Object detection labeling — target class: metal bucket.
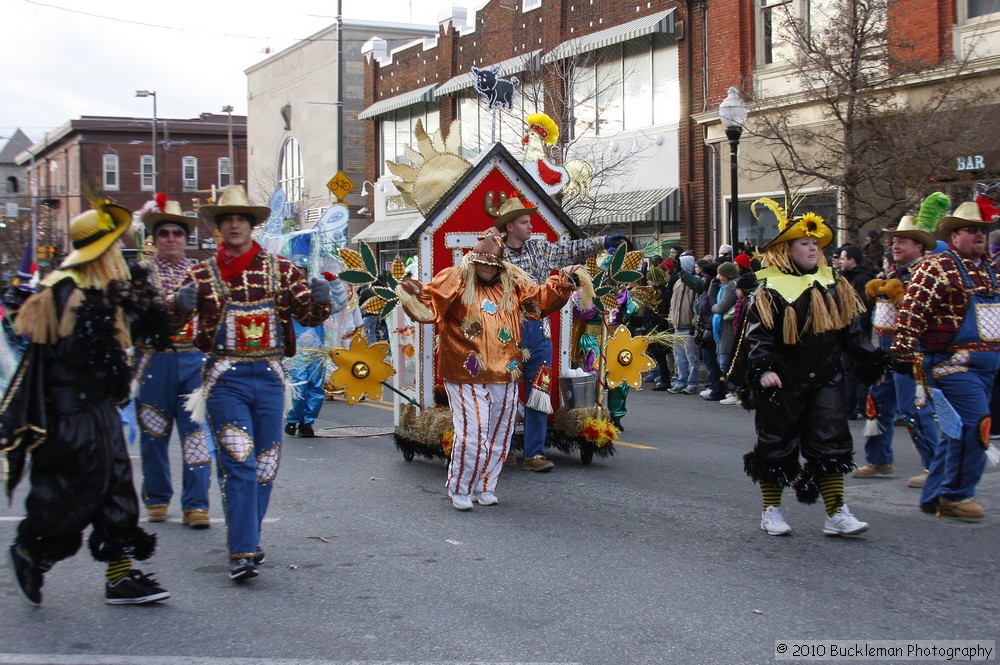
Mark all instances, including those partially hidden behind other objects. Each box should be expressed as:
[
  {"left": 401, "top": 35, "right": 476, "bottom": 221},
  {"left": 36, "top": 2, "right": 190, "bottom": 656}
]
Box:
[{"left": 559, "top": 375, "right": 595, "bottom": 409}]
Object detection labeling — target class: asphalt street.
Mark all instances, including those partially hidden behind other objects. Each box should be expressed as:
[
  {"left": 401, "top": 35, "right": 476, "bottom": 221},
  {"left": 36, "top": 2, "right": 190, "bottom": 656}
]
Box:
[{"left": 1, "top": 384, "right": 997, "bottom": 665}]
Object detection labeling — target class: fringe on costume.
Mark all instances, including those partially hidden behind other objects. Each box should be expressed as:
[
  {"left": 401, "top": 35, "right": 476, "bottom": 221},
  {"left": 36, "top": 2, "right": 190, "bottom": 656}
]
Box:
[
  {"left": 755, "top": 288, "right": 775, "bottom": 330},
  {"left": 782, "top": 305, "right": 799, "bottom": 345},
  {"left": 184, "top": 388, "right": 208, "bottom": 425},
  {"left": 526, "top": 386, "right": 553, "bottom": 414},
  {"left": 89, "top": 527, "right": 157, "bottom": 562},
  {"left": 743, "top": 450, "right": 801, "bottom": 488},
  {"left": 792, "top": 454, "right": 855, "bottom": 504},
  {"left": 395, "top": 285, "right": 434, "bottom": 322}
]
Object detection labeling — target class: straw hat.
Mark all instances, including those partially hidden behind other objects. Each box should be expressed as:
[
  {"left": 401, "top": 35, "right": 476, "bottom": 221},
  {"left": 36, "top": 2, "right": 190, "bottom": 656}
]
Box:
[
  {"left": 198, "top": 185, "right": 272, "bottom": 225},
  {"left": 882, "top": 215, "right": 935, "bottom": 251},
  {"left": 936, "top": 201, "right": 991, "bottom": 239},
  {"left": 492, "top": 197, "right": 537, "bottom": 231},
  {"left": 59, "top": 202, "right": 132, "bottom": 269},
  {"left": 760, "top": 211, "right": 834, "bottom": 251},
  {"left": 142, "top": 198, "right": 195, "bottom": 236}
]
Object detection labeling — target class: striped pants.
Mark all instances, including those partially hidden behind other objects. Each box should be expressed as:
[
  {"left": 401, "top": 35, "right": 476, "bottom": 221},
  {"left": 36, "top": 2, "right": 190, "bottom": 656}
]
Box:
[{"left": 444, "top": 382, "right": 518, "bottom": 496}]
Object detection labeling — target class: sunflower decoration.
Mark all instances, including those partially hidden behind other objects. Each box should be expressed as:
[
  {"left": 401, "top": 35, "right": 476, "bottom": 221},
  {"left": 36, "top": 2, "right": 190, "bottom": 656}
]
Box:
[
  {"left": 337, "top": 241, "right": 402, "bottom": 319},
  {"left": 605, "top": 324, "right": 655, "bottom": 389},
  {"left": 327, "top": 334, "right": 396, "bottom": 405}
]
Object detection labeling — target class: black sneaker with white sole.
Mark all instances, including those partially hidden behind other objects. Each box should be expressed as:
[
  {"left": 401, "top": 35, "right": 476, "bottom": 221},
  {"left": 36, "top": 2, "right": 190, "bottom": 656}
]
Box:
[
  {"left": 229, "top": 557, "right": 258, "bottom": 581},
  {"left": 253, "top": 546, "right": 265, "bottom": 565},
  {"left": 105, "top": 569, "right": 170, "bottom": 605}
]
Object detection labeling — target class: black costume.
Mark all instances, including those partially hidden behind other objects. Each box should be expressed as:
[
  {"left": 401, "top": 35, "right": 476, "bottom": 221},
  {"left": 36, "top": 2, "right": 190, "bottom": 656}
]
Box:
[
  {"left": 736, "top": 264, "right": 887, "bottom": 502},
  {"left": 3, "top": 278, "right": 156, "bottom": 569}
]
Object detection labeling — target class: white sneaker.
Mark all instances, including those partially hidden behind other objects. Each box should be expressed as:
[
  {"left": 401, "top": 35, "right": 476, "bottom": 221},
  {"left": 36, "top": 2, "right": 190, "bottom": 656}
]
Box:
[
  {"left": 823, "top": 504, "right": 868, "bottom": 536},
  {"left": 760, "top": 506, "right": 791, "bottom": 536},
  {"left": 451, "top": 493, "right": 473, "bottom": 511},
  {"left": 476, "top": 491, "right": 499, "bottom": 506},
  {"left": 699, "top": 388, "right": 713, "bottom": 397},
  {"left": 720, "top": 395, "right": 741, "bottom": 405}
]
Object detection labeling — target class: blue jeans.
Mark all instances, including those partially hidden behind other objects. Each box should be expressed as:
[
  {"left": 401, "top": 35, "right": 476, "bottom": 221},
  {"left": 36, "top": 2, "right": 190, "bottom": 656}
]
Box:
[
  {"left": 138, "top": 350, "right": 214, "bottom": 511},
  {"left": 864, "top": 337, "right": 939, "bottom": 468},
  {"left": 206, "top": 360, "right": 284, "bottom": 559},
  {"left": 521, "top": 319, "right": 551, "bottom": 458},
  {"left": 286, "top": 359, "right": 325, "bottom": 425},
  {"left": 672, "top": 332, "right": 700, "bottom": 390},
  {"left": 922, "top": 352, "right": 1000, "bottom": 504}
]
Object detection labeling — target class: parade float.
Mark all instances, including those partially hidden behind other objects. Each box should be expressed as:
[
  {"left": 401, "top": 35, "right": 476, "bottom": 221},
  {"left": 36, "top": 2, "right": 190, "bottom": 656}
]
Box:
[{"left": 318, "top": 114, "right": 658, "bottom": 464}]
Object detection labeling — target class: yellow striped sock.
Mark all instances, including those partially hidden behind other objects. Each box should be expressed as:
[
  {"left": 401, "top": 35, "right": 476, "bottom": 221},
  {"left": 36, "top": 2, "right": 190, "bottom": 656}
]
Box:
[
  {"left": 819, "top": 474, "right": 845, "bottom": 517},
  {"left": 105, "top": 558, "right": 132, "bottom": 585},
  {"left": 760, "top": 482, "right": 783, "bottom": 509}
]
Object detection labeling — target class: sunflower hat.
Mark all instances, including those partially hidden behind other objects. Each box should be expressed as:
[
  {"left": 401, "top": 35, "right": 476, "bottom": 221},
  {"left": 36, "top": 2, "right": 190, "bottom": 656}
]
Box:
[{"left": 756, "top": 196, "right": 833, "bottom": 252}]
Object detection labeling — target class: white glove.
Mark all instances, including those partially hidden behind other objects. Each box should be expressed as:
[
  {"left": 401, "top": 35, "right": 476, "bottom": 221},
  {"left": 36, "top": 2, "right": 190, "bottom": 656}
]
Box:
[
  {"left": 310, "top": 277, "right": 331, "bottom": 305},
  {"left": 175, "top": 282, "right": 197, "bottom": 314}
]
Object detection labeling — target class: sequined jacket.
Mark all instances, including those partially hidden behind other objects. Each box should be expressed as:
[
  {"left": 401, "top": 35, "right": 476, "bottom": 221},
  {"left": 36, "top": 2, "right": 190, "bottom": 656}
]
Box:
[
  {"left": 182, "top": 249, "right": 332, "bottom": 358},
  {"left": 402, "top": 268, "right": 573, "bottom": 384},
  {"left": 892, "top": 249, "right": 1000, "bottom": 361}
]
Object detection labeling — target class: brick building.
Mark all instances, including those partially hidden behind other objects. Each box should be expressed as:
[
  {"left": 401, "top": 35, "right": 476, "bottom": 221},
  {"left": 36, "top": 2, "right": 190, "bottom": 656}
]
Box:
[
  {"left": 245, "top": 19, "right": 438, "bottom": 242},
  {"left": 17, "top": 114, "right": 247, "bottom": 262},
  {"left": 358, "top": 0, "right": 1000, "bottom": 257}
]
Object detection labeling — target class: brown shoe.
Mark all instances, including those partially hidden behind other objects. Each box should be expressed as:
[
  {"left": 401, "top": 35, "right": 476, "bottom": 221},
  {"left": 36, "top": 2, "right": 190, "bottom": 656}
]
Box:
[
  {"left": 147, "top": 505, "right": 168, "bottom": 523},
  {"left": 522, "top": 455, "right": 555, "bottom": 472},
  {"left": 907, "top": 469, "right": 928, "bottom": 488},
  {"left": 182, "top": 509, "right": 211, "bottom": 529},
  {"left": 851, "top": 462, "right": 894, "bottom": 478},
  {"left": 937, "top": 498, "right": 985, "bottom": 520}
]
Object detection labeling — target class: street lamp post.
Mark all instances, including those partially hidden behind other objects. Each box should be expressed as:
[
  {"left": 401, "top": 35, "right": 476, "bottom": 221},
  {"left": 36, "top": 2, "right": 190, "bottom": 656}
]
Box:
[
  {"left": 135, "top": 90, "right": 158, "bottom": 192},
  {"left": 719, "top": 86, "right": 748, "bottom": 251},
  {"left": 221, "top": 105, "right": 234, "bottom": 186}
]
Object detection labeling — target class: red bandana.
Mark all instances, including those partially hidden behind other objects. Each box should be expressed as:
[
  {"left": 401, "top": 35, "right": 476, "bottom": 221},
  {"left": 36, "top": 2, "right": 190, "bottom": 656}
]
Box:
[{"left": 216, "top": 241, "right": 261, "bottom": 283}]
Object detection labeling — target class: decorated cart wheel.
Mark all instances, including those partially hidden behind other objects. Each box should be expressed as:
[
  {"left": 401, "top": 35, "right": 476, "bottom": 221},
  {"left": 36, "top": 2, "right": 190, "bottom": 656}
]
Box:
[
  {"left": 580, "top": 447, "right": 594, "bottom": 465},
  {"left": 403, "top": 450, "right": 415, "bottom": 462}
]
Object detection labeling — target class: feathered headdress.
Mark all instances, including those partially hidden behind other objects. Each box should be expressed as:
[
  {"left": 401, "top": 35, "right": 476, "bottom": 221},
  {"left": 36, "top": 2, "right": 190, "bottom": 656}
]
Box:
[
  {"left": 914, "top": 192, "right": 951, "bottom": 235},
  {"left": 976, "top": 194, "right": 1000, "bottom": 223}
]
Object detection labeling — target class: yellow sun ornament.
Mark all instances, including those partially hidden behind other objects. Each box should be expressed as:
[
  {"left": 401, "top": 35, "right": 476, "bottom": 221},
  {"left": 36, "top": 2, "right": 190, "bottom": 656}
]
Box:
[
  {"left": 328, "top": 335, "right": 396, "bottom": 405},
  {"left": 605, "top": 325, "right": 655, "bottom": 389}
]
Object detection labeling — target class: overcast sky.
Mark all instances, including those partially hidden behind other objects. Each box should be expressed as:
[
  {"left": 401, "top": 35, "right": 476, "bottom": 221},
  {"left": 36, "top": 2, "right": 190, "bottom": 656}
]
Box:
[{"left": 1, "top": 0, "right": 470, "bottom": 144}]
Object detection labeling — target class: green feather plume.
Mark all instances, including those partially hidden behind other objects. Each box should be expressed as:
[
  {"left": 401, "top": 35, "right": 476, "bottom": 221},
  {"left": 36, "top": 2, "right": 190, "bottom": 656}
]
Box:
[{"left": 915, "top": 192, "right": 951, "bottom": 233}]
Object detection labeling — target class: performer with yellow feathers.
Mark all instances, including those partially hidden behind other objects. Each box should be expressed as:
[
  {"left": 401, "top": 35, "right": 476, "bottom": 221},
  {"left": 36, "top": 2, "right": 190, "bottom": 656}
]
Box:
[
  {"left": 1, "top": 196, "right": 170, "bottom": 606},
  {"left": 733, "top": 196, "right": 890, "bottom": 538},
  {"left": 854, "top": 194, "right": 947, "bottom": 490}
]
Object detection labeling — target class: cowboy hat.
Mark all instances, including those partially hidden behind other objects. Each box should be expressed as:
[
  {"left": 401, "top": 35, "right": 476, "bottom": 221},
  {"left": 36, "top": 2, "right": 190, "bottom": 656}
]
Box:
[
  {"left": 492, "top": 197, "right": 537, "bottom": 232},
  {"left": 883, "top": 215, "right": 935, "bottom": 251},
  {"left": 142, "top": 198, "right": 196, "bottom": 236},
  {"left": 198, "top": 185, "right": 272, "bottom": 225},
  {"left": 59, "top": 202, "right": 132, "bottom": 269},
  {"left": 936, "top": 201, "right": 992, "bottom": 239}
]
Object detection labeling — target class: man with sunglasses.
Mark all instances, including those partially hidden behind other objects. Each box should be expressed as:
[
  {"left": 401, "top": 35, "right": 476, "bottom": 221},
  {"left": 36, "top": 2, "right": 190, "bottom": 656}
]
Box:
[
  {"left": 893, "top": 201, "right": 1000, "bottom": 520},
  {"left": 135, "top": 196, "right": 214, "bottom": 529}
]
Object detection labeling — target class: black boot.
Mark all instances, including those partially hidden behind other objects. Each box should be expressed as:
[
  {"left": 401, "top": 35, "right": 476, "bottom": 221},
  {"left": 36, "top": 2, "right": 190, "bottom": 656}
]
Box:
[
  {"left": 298, "top": 423, "right": 316, "bottom": 438},
  {"left": 283, "top": 422, "right": 297, "bottom": 436},
  {"left": 8, "top": 543, "right": 44, "bottom": 606}
]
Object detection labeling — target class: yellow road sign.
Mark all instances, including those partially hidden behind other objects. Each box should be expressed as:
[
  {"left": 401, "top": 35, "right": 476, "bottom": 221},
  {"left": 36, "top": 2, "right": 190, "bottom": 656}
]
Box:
[{"left": 326, "top": 170, "right": 354, "bottom": 200}]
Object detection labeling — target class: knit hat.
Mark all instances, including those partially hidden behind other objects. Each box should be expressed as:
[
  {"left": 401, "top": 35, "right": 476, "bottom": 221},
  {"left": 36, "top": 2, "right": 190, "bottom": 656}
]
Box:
[
  {"left": 659, "top": 257, "right": 676, "bottom": 272},
  {"left": 679, "top": 255, "right": 695, "bottom": 272},
  {"left": 735, "top": 273, "right": 756, "bottom": 291},
  {"left": 698, "top": 260, "right": 718, "bottom": 278},
  {"left": 718, "top": 243, "right": 733, "bottom": 257},
  {"left": 717, "top": 261, "right": 739, "bottom": 280},
  {"left": 733, "top": 253, "right": 752, "bottom": 270}
]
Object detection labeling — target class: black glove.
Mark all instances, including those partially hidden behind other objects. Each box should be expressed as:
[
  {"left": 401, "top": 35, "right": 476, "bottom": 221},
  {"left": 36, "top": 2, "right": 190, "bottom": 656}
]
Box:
[
  {"left": 892, "top": 360, "right": 913, "bottom": 377},
  {"left": 175, "top": 282, "right": 197, "bottom": 314},
  {"left": 310, "top": 277, "right": 331, "bottom": 305},
  {"left": 604, "top": 233, "right": 629, "bottom": 251}
]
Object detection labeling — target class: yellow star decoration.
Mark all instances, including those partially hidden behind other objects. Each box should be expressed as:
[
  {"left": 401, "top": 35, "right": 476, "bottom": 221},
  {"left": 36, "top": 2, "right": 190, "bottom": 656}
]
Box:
[
  {"left": 328, "top": 335, "right": 396, "bottom": 405},
  {"left": 605, "top": 325, "right": 654, "bottom": 389}
]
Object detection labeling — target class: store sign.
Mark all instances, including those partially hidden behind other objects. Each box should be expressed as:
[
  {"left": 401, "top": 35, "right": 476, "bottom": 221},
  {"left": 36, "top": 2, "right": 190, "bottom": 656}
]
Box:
[{"left": 957, "top": 155, "right": 986, "bottom": 171}]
